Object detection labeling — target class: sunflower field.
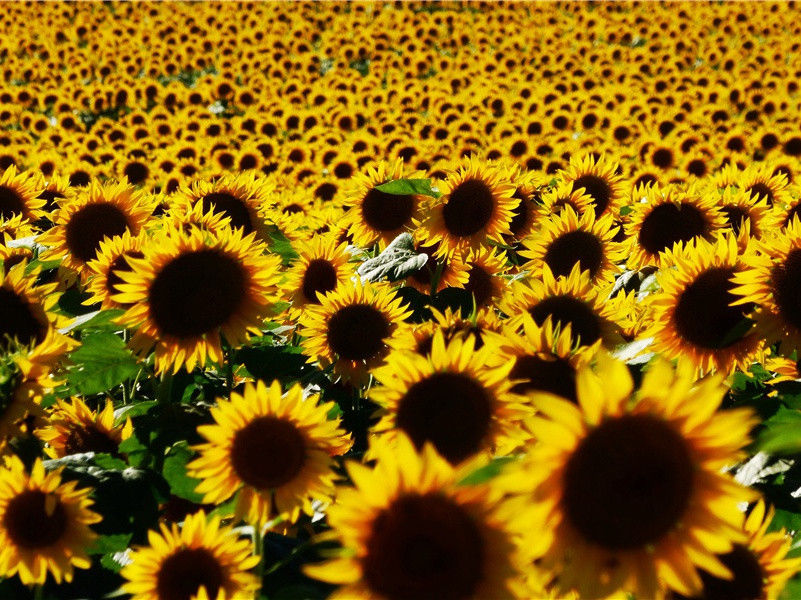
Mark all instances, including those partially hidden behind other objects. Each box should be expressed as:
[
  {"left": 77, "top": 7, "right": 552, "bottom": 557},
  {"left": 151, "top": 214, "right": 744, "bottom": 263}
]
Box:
[{"left": 5, "top": 1, "right": 801, "bottom": 599}]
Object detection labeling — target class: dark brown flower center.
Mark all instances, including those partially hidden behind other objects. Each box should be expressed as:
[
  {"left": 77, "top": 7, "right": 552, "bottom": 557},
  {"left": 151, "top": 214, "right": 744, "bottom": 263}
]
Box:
[
  {"left": 326, "top": 303, "right": 390, "bottom": 361},
  {"left": 510, "top": 354, "right": 577, "bottom": 402},
  {"left": 301, "top": 259, "right": 338, "bottom": 304},
  {"left": 669, "top": 543, "right": 764, "bottom": 600},
  {"left": 201, "top": 192, "right": 253, "bottom": 233},
  {"left": 124, "top": 161, "right": 149, "bottom": 186},
  {"left": 443, "top": 178, "right": 495, "bottom": 237},
  {"left": 673, "top": 267, "right": 755, "bottom": 350},
  {"left": 637, "top": 202, "right": 709, "bottom": 256},
  {"left": 230, "top": 416, "right": 307, "bottom": 490},
  {"left": 0, "top": 185, "right": 26, "bottom": 219},
  {"left": 64, "top": 424, "right": 120, "bottom": 455},
  {"left": 528, "top": 295, "right": 602, "bottom": 347},
  {"left": 3, "top": 490, "right": 68, "bottom": 549},
  {"left": 571, "top": 174, "right": 612, "bottom": 216},
  {"left": 508, "top": 190, "right": 532, "bottom": 237},
  {"left": 563, "top": 414, "right": 693, "bottom": 549},
  {"left": 721, "top": 205, "right": 748, "bottom": 236},
  {"left": 0, "top": 287, "right": 46, "bottom": 351},
  {"left": 361, "top": 188, "right": 414, "bottom": 233},
  {"left": 64, "top": 202, "right": 131, "bottom": 263},
  {"left": 464, "top": 265, "right": 494, "bottom": 308},
  {"left": 106, "top": 250, "right": 144, "bottom": 296},
  {"left": 363, "top": 493, "right": 485, "bottom": 600},
  {"left": 771, "top": 248, "right": 801, "bottom": 332},
  {"left": 746, "top": 182, "right": 773, "bottom": 206},
  {"left": 37, "top": 189, "right": 65, "bottom": 212},
  {"left": 396, "top": 372, "right": 492, "bottom": 464},
  {"left": 156, "top": 547, "right": 226, "bottom": 600},
  {"left": 148, "top": 249, "right": 247, "bottom": 339},
  {"left": 543, "top": 230, "right": 604, "bottom": 279}
]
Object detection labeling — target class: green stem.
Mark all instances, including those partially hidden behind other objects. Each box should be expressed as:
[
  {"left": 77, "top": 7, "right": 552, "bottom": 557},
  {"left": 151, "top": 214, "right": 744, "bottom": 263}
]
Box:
[
  {"left": 254, "top": 522, "right": 264, "bottom": 598},
  {"left": 157, "top": 370, "right": 173, "bottom": 405},
  {"left": 224, "top": 343, "right": 234, "bottom": 399},
  {"left": 33, "top": 584, "right": 44, "bottom": 600}
]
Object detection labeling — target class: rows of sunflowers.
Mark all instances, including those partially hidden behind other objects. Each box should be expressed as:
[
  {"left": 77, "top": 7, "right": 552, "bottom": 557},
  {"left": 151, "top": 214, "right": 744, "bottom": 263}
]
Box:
[{"left": 2, "top": 1, "right": 801, "bottom": 599}]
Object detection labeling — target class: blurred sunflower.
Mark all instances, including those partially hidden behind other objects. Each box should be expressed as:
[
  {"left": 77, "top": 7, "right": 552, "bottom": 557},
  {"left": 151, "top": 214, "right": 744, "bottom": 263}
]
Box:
[
  {"left": 0, "top": 457, "right": 100, "bottom": 585},
  {"left": 305, "top": 434, "right": 539, "bottom": 599},
  {"left": 115, "top": 227, "right": 281, "bottom": 374},
  {"left": 371, "top": 331, "right": 529, "bottom": 464},
  {"left": 300, "top": 281, "right": 411, "bottom": 384},
  {"left": 37, "top": 397, "right": 132, "bottom": 459},
  {"left": 121, "top": 511, "right": 259, "bottom": 600},
  {"left": 506, "top": 356, "right": 756, "bottom": 598}
]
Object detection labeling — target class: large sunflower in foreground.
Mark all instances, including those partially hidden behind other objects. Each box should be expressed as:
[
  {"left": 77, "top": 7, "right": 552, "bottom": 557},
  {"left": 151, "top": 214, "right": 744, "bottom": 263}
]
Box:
[
  {"left": 173, "top": 172, "right": 273, "bottom": 240},
  {"left": 282, "top": 234, "right": 355, "bottom": 317},
  {"left": 732, "top": 220, "right": 801, "bottom": 354},
  {"left": 668, "top": 500, "right": 801, "bottom": 600},
  {"left": 370, "top": 331, "right": 530, "bottom": 465},
  {"left": 114, "top": 227, "right": 281, "bottom": 374},
  {"left": 305, "top": 434, "right": 540, "bottom": 599},
  {"left": 0, "top": 457, "right": 100, "bottom": 585},
  {"left": 625, "top": 184, "right": 724, "bottom": 269},
  {"left": 188, "top": 380, "right": 352, "bottom": 526},
  {"left": 300, "top": 281, "right": 411, "bottom": 384},
  {"left": 504, "top": 355, "right": 756, "bottom": 599},
  {"left": 561, "top": 154, "right": 625, "bottom": 217},
  {"left": 37, "top": 397, "right": 132, "bottom": 459},
  {"left": 40, "top": 179, "right": 152, "bottom": 281},
  {"left": 646, "top": 235, "right": 764, "bottom": 374},
  {"left": 341, "top": 158, "right": 424, "bottom": 248},
  {"left": 419, "top": 157, "right": 517, "bottom": 258},
  {"left": 121, "top": 510, "right": 259, "bottom": 600},
  {"left": 520, "top": 205, "right": 625, "bottom": 285}
]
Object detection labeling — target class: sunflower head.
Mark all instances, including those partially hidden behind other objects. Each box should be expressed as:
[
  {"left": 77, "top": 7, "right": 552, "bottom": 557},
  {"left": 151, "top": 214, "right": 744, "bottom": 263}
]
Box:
[
  {"left": 561, "top": 153, "right": 625, "bottom": 217},
  {"left": 0, "top": 165, "right": 45, "bottom": 224},
  {"left": 84, "top": 229, "right": 147, "bottom": 310},
  {"left": 37, "top": 397, "right": 132, "bottom": 459}
]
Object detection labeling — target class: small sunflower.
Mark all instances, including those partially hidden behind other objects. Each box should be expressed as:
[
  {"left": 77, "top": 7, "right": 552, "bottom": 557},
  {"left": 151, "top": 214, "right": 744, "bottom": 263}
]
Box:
[
  {"left": 402, "top": 238, "right": 470, "bottom": 294},
  {"left": 160, "top": 200, "right": 237, "bottom": 236},
  {"left": 647, "top": 235, "right": 764, "bottom": 374},
  {"left": 395, "top": 306, "right": 503, "bottom": 357},
  {"left": 740, "top": 164, "right": 789, "bottom": 208},
  {"left": 371, "top": 331, "right": 529, "bottom": 465},
  {"left": 538, "top": 180, "right": 596, "bottom": 220},
  {"left": 505, "top": 169, "right": 546, "bottom": 242},
  {"left": 115, "top": 227, "right": 281, "bottom": 374},
  {"left": 37, "top": 397, "right": 132, "bottom": 459},
  {"left": 305, "top": 434, "right": 539, "bottom": 599},
  {"left": 667, "top": 500, "right": 801, "bottom": 600},
  {"left": 121, "top": 510, "right": 260, "bottom": 600},
  {"left": 173, "top": 172, "right": 273, "bottom": 240},
  {"left": 84, "top": 230, "right": 147, "bottom": 310},
  {"left": 501, "top": 264, "right": 631, "bottom": 352},
  {"left": 282, "top": 234, "right": 355, "bottom": 317},
  {"left": 521, "top": 205, "right": 624, "bottom": 285},
  {"left": 0, "top": 457, "right": 101, "bottom": 585},
  {"left": 419, "top": 157, "right": 517, "bottom": 258},
  {"left": 462, "top": 246, "right": 509, "bottom": 309},
  {"left": 625, "top": 184, "right": 724, "bottom": 269},
  {"left": 341, "top": 158, "right": 424, "bottom": 248},
  {"left": 505, "top": 355, "right": 757, "bottom": 598},
  {"left": 561, "top": 154, "right": 626, "bottom": 217},
  {"left": 188, "top": 380, "right": 351, "bottom": 526},
  {"left": 300, "top": 280, "right": 411, "bottom": 384},
  {"left": 716, "top": 186, "right": 770, "bottom": 241},
  {"left": 40, "top": 179, "right": 152, "bottom": 281},
  {"left": 0, "top": 165, "right": 45, "bottom": 223}
]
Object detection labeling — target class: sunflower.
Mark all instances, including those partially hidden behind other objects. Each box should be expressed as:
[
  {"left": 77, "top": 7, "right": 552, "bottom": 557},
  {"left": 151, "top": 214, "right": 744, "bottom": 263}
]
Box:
[
  {"left": 341, "top": 158, "right": 423, "bottom": 248},
  {"left": 39, "top": 179, "right": 152, "bottom": 281},
  {"left": 732, "top": 220, "right": 801, "bottom": 355},
  {"left": 716, "top": 185, "right": 770, "bottom": 241},
  {"left": 0, "top": 457, "right": 101, "bottom": 585},
  {"left": 501, "top": 264, "right": 631, "bottom": 352},
  {"left": 740, "top": 164, "right": 789, "bottom": 208},
  {"left": 462, "top": 246, "right": 509, "bottom": 309},
  {"left": 160, "top": 200, "right": 238, "bottom": 236},
  {"left": 0, "top": 353, "right": 46, "bottom": 451},
  {"left": 625, "top": 184, "right": 725, "bottom": 269},
  {"left": 114, "top": 227, "right": 281, "bottom": 374},
  {"left": 37, "top": 397, "right": 132, "bottom": 459},
  {"left": 304, "top": 433, "right": 539, "bottom": 599},
  {"left": 538, "top": 180, "right": 596, "bottom": 220},
  {"left": 370, "top": 331, "right": 529, "bottom": 465},
  {"left": 121, "top": 510, "right": 260, "bottom": 600},
  {"left": 0, "top": 165, "right": 45, "bottom": 224},
  {"left": 647, "top": 235, "right": 764, "bottom": 375},
  {"left": 505, "top": 169, "right": 545, "bottom": 242},
  {"left": 189, "top": 380, "right": 351, "bottom": 526},
  {"left": 504, "top": 355, "right": 757, "bottom": 599},
  {"left": 521, "top": 205, "right": 624, "bottom": 285},
  {"left": 173, "top": 172, "right": 273, "bottom": 240},
  {"left": 482, "top": 313, "right": 593, "bottom": 404},
  {"left": 402, "top": 238, "right": 470, "bottom": 294},
  {"left": 282, "top": 234, "right": 355, "bottom": 317},
  {"left": 84, "top": 230, "right": 147, "bottom": 310},
  {"left": 667, "top": 500, "right": 801, "bottom": 600},
  {"left": 561, "top": 154, "right": 625, "bottom": 217},
  {"left": 300, "top": 280, "right": 411, "bottom": 384},
  {"left": 418, "top": 157, "right": 517, "bottom": 258}
]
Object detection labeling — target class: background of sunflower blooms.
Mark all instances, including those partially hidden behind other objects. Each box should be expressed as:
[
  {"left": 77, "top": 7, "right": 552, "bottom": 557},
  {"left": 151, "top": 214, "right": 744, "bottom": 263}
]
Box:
[{"left": 5, "top": 1, "right": 801, "bottom": 599}]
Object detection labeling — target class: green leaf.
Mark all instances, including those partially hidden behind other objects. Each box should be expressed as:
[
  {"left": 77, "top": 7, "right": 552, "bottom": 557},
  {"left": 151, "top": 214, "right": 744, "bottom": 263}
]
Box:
[
  {"left": 87, "top": 533, "right": 132, "bottom": 556},
  {"left": 357, "top": 233, "right": 428, "bottom": 283},
  {"left": 101, "top": 550, "right": 132, "bottom": 573},
  {"left": 66, "top": 332, "right": 140, "bottom": 395},
  {"left": 163, "top": 442, "right": 203, "bottom": 502},
  {"left": 93, "top": 454, "right": 129, "bottom": 471},
  {"left": 375, "top": 178, "right": 440, "bottom": 198},
  {"left": 266, "top": 224, "right": 299, "bottom": 265},
  {"left": 757, "top": 407, "right": 801, "bottom": 455},
  {"left": 59, "top": 308, "right": 124, "bottom": 334},
  {"left": 458, "top": 456, "right": 516, "bottom": 486}
]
